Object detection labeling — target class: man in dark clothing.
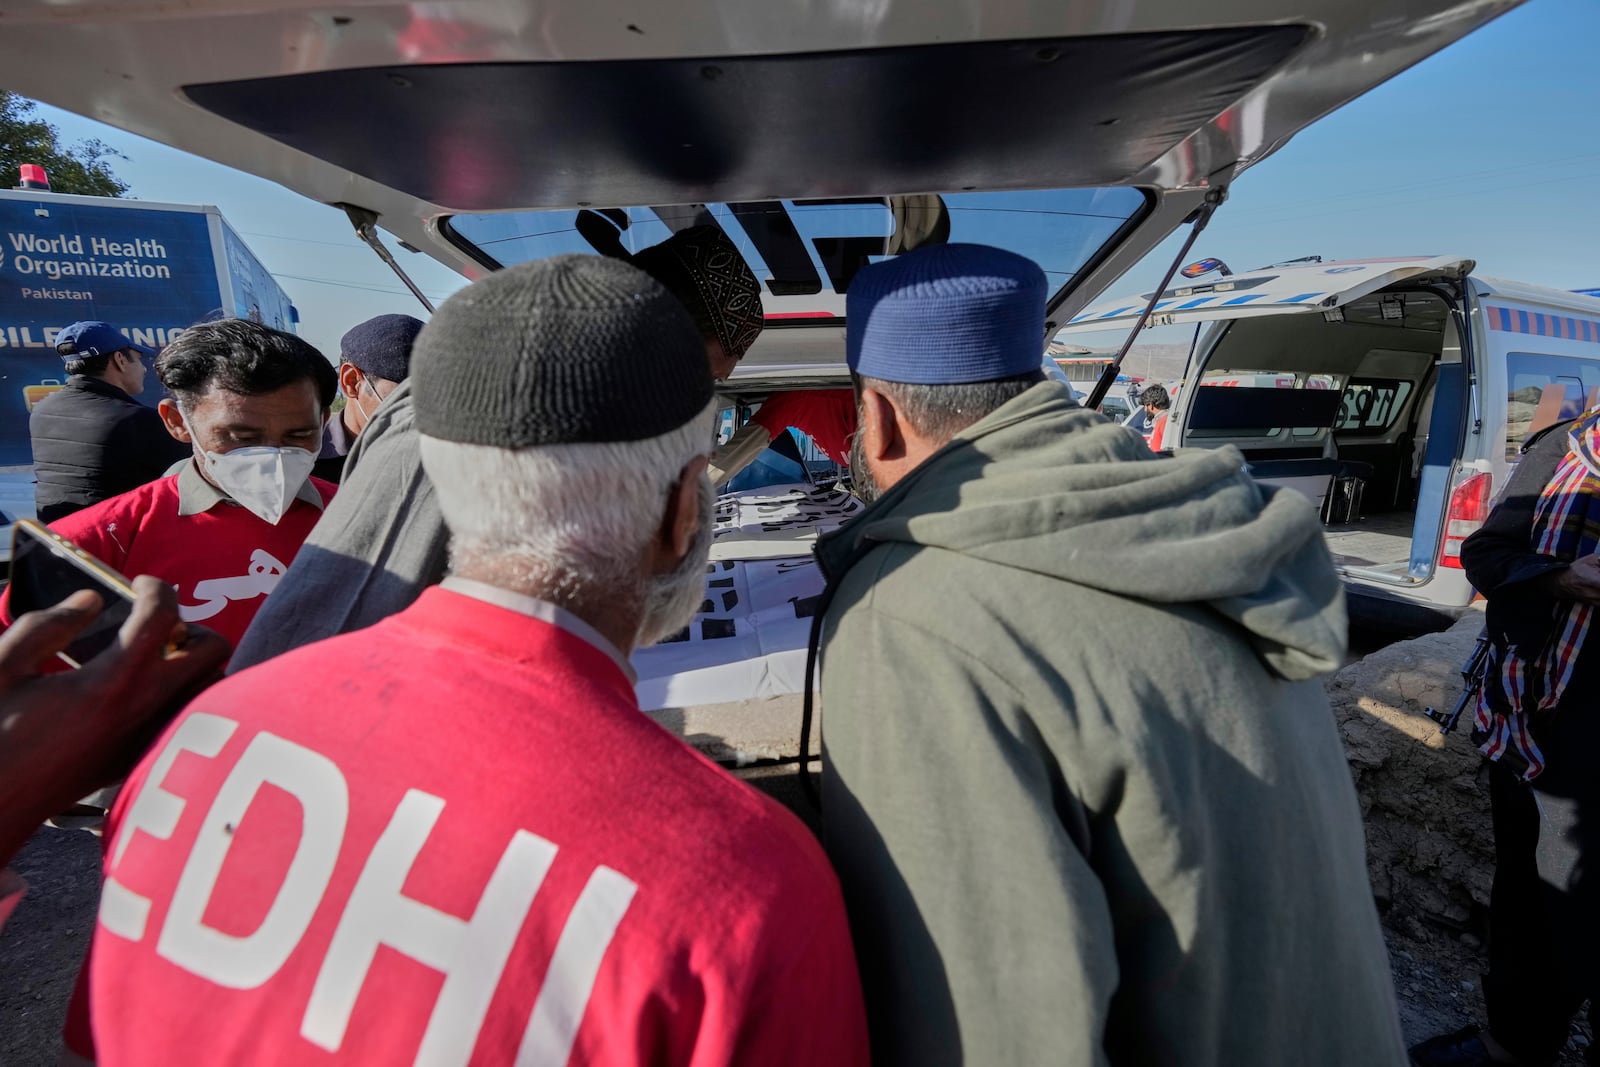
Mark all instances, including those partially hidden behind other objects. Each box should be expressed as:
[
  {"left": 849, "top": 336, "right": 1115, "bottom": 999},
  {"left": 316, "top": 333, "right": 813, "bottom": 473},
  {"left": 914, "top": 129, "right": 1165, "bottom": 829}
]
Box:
[
  {"left": 1410, "top": 414, "right": 1600, "bottom": 1067},
  {"left": 313, "top": 314, "right": 422, "bottom": 483},
  {"left": 29, "top": 320, "right": 190, "bottom": 522}
]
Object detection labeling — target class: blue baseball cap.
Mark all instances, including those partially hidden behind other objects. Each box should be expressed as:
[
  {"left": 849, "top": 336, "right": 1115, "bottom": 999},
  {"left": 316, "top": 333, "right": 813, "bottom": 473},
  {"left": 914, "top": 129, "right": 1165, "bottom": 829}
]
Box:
[
  {"left": 54, "top": 320, "right": 155, "bottom": 361},
  {"left": 846, "top": 244, "right": 1048, "bottom": 385}
]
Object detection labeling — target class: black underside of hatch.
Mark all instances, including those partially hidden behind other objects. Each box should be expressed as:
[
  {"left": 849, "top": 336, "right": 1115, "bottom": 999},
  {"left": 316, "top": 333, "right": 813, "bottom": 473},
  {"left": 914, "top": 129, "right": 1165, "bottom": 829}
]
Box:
[{"left": 184, "top": 26, "right": 1311, "bottom": 211}]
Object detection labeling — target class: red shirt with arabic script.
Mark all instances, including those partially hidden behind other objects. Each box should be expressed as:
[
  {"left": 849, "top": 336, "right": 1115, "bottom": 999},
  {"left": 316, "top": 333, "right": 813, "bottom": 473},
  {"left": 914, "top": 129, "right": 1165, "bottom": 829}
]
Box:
[{"left": 1, "top": 470, "right": 334, "bottom": 654}]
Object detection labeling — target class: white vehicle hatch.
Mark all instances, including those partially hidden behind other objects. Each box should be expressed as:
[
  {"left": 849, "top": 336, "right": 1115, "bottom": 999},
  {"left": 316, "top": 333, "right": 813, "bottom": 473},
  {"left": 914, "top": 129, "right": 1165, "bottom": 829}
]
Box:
[{"left": 1062, "top": 256, "right": 1475, "bottom": 332}]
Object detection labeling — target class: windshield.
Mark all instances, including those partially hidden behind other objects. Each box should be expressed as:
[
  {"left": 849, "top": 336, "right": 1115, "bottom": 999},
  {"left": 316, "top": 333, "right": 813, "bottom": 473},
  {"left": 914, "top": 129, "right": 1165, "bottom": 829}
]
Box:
[{"left": 444, "top": 189, "right": 1149, "bottom": 318}]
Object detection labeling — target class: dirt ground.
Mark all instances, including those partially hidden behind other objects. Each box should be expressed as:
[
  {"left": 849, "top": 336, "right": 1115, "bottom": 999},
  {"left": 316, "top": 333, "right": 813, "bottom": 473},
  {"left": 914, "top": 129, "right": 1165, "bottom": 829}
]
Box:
[
  {"left": 0, "top": 824, "right": 98, "bottom": 1066},
  {"left": 1390, "top": 921, "right": 1593, "bottom": 1065}
]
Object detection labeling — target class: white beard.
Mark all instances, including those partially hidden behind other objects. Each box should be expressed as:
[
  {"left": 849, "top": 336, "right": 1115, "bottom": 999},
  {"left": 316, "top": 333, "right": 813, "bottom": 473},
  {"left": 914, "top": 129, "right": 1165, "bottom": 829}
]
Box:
[{"left": 636, "top": 473, "right": 716, "bottom": 648}]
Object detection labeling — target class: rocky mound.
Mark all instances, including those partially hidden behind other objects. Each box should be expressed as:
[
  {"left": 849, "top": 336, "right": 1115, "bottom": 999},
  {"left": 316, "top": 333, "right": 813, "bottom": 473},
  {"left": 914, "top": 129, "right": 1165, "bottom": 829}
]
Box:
[{"left": 1328, "top": 611, "right": 1492, "bottom": 938}]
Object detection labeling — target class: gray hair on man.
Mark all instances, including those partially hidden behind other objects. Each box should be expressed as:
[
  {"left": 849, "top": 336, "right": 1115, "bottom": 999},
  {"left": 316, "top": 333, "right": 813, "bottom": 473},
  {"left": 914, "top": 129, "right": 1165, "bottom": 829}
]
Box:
[
  {"left": 420, "top": 400, "right": 718, "bottom": 648},
  {"left": 848, "top": 370, "right": 1044, "bottom": 501}
]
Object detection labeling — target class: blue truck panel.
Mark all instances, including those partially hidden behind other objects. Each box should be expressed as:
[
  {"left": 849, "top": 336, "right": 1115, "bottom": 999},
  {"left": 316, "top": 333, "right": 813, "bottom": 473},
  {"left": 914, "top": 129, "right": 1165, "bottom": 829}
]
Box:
[{"left": 0, "top": 192, "right": 293, "bottom": 467}]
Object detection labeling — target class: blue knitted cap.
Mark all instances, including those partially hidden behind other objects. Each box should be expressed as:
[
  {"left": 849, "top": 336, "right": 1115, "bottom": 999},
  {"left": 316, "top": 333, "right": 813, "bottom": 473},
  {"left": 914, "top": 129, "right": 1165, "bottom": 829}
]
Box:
[{"left": 846, "top": 243, "right": 1047, "bottom": 384}]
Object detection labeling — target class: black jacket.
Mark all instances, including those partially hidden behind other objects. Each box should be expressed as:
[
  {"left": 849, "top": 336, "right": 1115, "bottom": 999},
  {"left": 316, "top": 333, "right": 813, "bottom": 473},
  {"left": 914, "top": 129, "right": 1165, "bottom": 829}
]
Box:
[
  {"left": 29, "top": 375, "right": 191, "bottom": 523},
  {"left": 311, "top": 410, "right": 355, "bottom": 485},
  {"left": 1461, "top": 418, "right": 1585, "bottom": 655}
]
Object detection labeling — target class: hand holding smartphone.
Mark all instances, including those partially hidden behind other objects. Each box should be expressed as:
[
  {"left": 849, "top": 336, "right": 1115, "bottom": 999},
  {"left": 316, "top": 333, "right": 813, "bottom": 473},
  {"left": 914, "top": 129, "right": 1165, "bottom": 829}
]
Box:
[
  {"left": 0, "top": 544, "right": 232, "bottom": 863},
  {"left": 8, "top": 519, "right": 176, "bottom": 668}
]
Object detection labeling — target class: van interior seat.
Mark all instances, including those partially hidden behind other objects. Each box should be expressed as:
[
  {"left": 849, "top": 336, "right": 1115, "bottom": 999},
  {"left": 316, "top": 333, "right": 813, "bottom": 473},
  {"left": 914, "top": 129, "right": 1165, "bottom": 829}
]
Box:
[
  {"left": 1188, "top": 386, "right": 1353, "bottom": 510},
  {"left": 1242, "top": 457, "right": 1374, "bottom": 512},
  {"left": 1187, "top": 386, "right": 1346, "bottom": 434},
  {"left": 1332, "top": 437, "right": 1413, "bottom": 512},
  {"left": 1228, "top": 445, "right": 1326, "bottom": 461}
]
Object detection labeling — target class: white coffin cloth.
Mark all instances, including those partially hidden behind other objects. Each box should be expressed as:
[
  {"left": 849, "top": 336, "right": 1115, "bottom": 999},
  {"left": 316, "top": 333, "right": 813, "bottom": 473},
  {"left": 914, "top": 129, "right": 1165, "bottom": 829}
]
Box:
[{"left": 632, "top": 483, "right": 862, "bottom": 710}]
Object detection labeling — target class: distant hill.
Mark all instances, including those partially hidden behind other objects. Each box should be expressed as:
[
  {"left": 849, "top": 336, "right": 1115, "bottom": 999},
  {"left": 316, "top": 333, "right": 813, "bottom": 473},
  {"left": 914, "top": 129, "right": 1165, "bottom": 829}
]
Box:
[
  {"left": 1120, "top": 343, "right": 1194, "bottom": 380},
  {"left": 1054, "top": 343, "right": 1194, "bottom": 381}
]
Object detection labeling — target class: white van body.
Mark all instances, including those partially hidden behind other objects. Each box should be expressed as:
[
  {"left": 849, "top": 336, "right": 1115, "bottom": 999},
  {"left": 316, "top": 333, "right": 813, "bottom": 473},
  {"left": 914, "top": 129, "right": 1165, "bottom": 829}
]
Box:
[{"left": 1063, "top": 257, "right": 1600, "bottom": 631}]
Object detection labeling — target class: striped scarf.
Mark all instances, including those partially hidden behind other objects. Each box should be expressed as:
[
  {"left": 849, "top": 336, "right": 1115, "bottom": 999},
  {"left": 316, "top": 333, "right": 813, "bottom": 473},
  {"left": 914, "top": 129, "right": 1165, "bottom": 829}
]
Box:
[{"left": 1473, "top": 410, "right": 1600, "bottom": 779}]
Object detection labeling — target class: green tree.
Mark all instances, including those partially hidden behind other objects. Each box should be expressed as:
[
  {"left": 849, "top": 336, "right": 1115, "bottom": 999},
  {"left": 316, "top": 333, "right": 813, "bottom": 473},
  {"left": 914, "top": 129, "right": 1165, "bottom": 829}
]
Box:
[{"left": 0, "top": 91, "right": 129, "bottom": 198}]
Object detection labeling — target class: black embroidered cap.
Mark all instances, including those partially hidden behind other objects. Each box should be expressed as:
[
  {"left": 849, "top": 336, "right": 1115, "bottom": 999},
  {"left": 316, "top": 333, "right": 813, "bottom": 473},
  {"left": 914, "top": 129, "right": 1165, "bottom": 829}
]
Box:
[
  {"left": 628, "top": 226, "right": 765, "bottom": 362},
  {"left": 412, "top": 254, "right": 712, "bottom": 447}
]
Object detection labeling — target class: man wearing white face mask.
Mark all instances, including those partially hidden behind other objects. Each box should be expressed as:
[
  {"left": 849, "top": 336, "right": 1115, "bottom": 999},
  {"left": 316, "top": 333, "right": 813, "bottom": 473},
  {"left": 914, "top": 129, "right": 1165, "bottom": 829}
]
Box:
[
  {"left": 0, "top": 319, "right": 339, "bottom": 657},
  {"left": 313, "top": 314, "right": 421, "bottom": 484}
]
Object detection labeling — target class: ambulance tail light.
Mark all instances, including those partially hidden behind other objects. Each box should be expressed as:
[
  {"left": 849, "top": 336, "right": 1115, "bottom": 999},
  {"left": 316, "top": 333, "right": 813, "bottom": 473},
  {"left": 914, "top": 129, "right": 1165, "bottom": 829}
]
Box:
[{"left": 1439, "top": 471, "right": 1492, "bottom": 569}]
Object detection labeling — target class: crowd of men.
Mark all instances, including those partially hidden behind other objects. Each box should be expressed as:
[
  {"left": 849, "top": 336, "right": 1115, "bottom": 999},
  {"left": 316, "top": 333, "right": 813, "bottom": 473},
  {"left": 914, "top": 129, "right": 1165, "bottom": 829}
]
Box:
[{"left": 0, "top": 227, "right": 1593, "bottom": 1067}]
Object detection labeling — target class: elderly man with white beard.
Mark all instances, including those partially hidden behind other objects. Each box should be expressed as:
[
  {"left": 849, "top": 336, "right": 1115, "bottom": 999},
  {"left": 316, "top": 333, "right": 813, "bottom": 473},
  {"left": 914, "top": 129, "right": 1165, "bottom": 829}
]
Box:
[{"left": 66, "top": 255, "right": 868, "bottom": 1067}]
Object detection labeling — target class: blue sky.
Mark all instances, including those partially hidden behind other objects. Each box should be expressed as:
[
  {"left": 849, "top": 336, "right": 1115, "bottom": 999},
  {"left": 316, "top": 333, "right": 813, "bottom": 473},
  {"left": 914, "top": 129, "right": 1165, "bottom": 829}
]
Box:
[
  {"left": 21, "top": 0, "right": 1598, "bottom": 357},
  {"left": 1160, "top": 0, "right": 1600, "bottom": 292},
  {"left": 1071, "top": 0, "right": 1600, "bottom": 345},
  {"left": 21, "top": 118, "right": 473, "bottom": 360}
]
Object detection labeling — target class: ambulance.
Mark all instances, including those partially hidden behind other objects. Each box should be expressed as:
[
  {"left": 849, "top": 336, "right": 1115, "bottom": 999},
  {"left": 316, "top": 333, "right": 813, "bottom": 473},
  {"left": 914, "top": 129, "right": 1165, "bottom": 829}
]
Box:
[{"left": 1063, "top": 257, "right": 1600, "bottom": 631}]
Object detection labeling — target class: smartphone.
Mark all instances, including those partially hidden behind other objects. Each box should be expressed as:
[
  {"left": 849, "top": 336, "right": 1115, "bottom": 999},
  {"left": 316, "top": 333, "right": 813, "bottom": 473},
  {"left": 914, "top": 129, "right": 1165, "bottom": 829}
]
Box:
[{"left": 8, "top": 519, "right": 138, "bottom": 668}]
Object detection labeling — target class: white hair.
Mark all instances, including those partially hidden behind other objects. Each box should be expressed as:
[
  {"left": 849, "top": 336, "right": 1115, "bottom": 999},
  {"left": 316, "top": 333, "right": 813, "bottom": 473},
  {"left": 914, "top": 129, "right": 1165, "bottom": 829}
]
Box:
[{"left": 420, "top": 402, "right": 717, "bottom": 605}]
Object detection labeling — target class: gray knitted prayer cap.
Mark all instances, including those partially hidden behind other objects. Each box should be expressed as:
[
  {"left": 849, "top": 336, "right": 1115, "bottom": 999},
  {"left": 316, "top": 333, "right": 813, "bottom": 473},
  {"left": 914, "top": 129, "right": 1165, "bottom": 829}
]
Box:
[{"left": 412, "top": 254, "right": 712, "bottom": 447}]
